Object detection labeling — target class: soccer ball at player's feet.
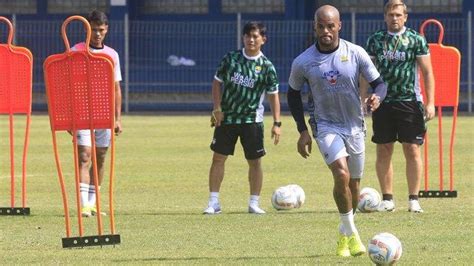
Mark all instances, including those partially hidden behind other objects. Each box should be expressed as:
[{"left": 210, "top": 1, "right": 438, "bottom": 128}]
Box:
[{"left": 368, "top": 232, "right": 403, "bottom": 265}]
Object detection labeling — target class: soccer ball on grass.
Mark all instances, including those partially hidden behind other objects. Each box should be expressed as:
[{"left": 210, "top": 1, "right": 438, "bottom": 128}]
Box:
[
  {"left": 271, "top": 184, "right": 305, "bottom": 210},
  {"left": 287, "top": 184, "right": 305, "bottom": 208},
  {"left": 368, "top": 232, "right": 403, "bottom": 265},
  {"left": 357, "top": 187, "right": 381, "bottom": 213}
]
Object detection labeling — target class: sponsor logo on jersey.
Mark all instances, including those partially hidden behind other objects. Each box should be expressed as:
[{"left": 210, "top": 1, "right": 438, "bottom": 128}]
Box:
[
  {"left": 322, "top": 70, "right": 341, "bottom": 85},
  {"left": 401, "top": 36, "right": 410, "bottom": 46},
  {"left": 340, "top": 55, "right": 348, "bottom": 62},
  {"left": 255, "top": 65, "right": 262, "bottom": 74},
  {"left": 380, "top": 50, "right": 406, "bottom": 62},
  {"left": 230, "top": 72, "right": 255, "bottom": 88}
]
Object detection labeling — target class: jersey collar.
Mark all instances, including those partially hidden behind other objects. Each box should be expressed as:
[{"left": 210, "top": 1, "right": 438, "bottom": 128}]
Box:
[
  {"left": 242, "top": 48, "right": 262, "bottom": 60},
  {"left": 315, "top": 41, "right": 339, "bottom": 54},
  {"left": 89, "top": 44, "right": 105, "bottom": 50},
  {"left": 388, "top": 26, "right": 407, "bottom": 36}
]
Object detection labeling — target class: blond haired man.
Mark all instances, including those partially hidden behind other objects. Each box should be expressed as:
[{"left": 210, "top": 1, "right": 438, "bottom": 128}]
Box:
[{"left": 365, "top": 0, "right": 435, "bottom": 213}]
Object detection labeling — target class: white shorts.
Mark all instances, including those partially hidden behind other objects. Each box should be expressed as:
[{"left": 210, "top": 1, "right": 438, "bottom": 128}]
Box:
[
  {"left": 316, "top": 130, "right": 365, "bottom": 178},
  {"left": 77, "top": 129, "right": 111, "bottom": 147}
]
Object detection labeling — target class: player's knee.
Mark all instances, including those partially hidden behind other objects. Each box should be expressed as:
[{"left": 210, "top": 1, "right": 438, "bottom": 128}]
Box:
[
  {"left": 96, "top": 149, "right": 108, "bottom": 160},
  {"left": 332, "top": 168, "right": 350, "bottom": 187},
  {"left": 78, "top": 150, "right": 91, "bottom": 165},
  {"left": 330, "top": 159, "right": 350, "bottom": 178},
  {"left": 377, "top": 143, "right": 394, "bottom": 157},
  {"left": 212, "top": 153, "right": 227, "bottom": 165},
  {"left": 247, "top": 158, "right": 261, "bottom": 168},
  {"left": 402, "top": 143, "right": 420, "bottom": 158},
  {"left": 94, "top": 149, "right": 108, "bottom": 166}
]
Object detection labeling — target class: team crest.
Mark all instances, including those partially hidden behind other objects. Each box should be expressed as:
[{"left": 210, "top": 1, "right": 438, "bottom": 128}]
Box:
[
  {"left": 401, "top": 36, "right": 409, "bottom": 46},
  {"left": 322, "top": 70, "right": 341, "bottom": 85},
  {"left": 340, "top": 55, "right": 348, "bottom": 62},
  {"left": 255, "top": 65, "right": 262, "bottom": 74}
]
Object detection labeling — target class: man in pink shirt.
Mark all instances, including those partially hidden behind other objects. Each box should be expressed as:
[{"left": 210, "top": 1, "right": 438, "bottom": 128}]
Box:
[{"left": 72, "top": 10, "right": 122, "bottom": 217}]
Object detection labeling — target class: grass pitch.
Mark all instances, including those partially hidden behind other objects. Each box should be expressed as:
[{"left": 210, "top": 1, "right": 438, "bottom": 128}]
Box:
[{"left": 0, "top": 114, "right": 472, "bottom": 264}]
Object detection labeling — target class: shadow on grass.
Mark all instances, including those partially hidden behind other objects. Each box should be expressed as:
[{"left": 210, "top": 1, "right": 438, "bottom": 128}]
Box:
[
  {"left": 117, "top": 209, "right": 339, "bottom": 216},
  {"left": 113, "top": 254, "right": 323, "bottom": 263},
  {"left": 27, "top": 209, "right": 339, "bottom": 218}
]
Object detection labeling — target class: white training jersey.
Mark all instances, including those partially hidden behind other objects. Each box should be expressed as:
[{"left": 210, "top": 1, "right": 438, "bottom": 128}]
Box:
[
  {"left": 289, "top": 39, "right": 380, "bottom": 135},
  {"left": 72, "top": 42, "right": 122, "bottom": 82}
]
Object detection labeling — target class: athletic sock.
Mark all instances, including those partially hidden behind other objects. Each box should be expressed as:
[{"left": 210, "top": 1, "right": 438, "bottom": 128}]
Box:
[
  {"left": 209, "top": 192, "right": 219, "bottom": 205},
  {"left": 340, "top": 210, "right": 358, "bottom": 236},
  {"left": 249, "top": 195, "right": 260, "bottom": 207},
  {"left": 409, "top": 194, "right": 419, "bottom": 201},
  {"left": 88, "top": 185, "right": 101, "bottom": 207},
  {"left": 338, "top": 223, "right": 346, "bottom": 235},
  {"left": 80, "top": 183, "right": 90, "bottom": 207},
  {"left": 382, "top": 193, "right": 393, "bottom": 201}
]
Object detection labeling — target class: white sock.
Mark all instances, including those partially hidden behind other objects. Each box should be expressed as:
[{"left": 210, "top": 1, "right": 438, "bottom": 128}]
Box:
[
  {"left": 339, "top": 213, "right": 356, "bottom": 234},
  {"left": 249, "top": 195, "right": 259, "bottom": 206},
  {"left": 340, "top": 210, "right": 358, "bottom": 236},
  {"left": 209, "top": 192, "right": 219, "bottom": 205},
  {"left": 80, "top": 183, "right": 90, "bottom": 207},
  {"left": 88, "top": 185, "right": 100, "bottom": 207},
  {"left": 338, "top": 223, "right": 346, "bottom": 235}
]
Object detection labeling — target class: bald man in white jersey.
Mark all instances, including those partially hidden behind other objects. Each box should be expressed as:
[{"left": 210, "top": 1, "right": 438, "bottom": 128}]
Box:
[{"left": 287, "top": 5, "right": 387, "bottom": 257}]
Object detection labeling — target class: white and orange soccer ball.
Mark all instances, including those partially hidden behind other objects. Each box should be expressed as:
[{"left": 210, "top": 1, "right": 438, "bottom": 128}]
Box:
[
  {"left": 368, "top": 232, "right": 403, "bottom": 265},
  {"left": 287, "top": 184, "right": 305, "bottom": 208},
  {"left": 357, "top": 187, "right": 381, "bottom": 213},
  {"left": 271, "top": 184, "right": 305, "bottom": 210}
]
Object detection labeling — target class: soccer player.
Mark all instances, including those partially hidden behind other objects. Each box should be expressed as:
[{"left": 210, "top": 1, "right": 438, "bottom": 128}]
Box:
[
  {"left": 365, "top": 0, "right": 435, "bottom": 213},
  {"left": 73, "top": 10, "right": 123, "bottom": 217},
  {"left": 287, "top": 5, "right": 387, "bottom": 257},
  {"left": 203, "top": 21, "right": 281, "bottom": 215}
]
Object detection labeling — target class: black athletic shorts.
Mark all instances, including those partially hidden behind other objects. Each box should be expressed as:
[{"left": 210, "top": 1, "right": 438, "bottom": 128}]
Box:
[
  {"left": 210, "top": 123, "right": 265, "bottom": 160},
  {"left": 371, "top": 101, "right": 426, "bottom": 145}
]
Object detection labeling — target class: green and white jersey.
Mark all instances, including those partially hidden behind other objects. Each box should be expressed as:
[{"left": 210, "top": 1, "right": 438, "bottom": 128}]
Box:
[
  {"left": 215, "top": 49, "right": 279, "bottom": 124},
  {"left": 366, "top": 27, "right": 429, "bottom": 102}
]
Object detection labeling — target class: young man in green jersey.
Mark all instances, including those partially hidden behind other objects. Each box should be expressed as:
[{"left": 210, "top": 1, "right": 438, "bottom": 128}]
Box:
[
  {"left": 365, "top": 0, "right": 435, "bottom": 213},
  {"left": 204, "top": 21, "right": 281, "bottom": 215}
]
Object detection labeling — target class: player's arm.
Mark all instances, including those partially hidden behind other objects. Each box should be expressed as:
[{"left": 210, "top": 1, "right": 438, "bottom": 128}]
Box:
[
  {"left": 360, "top": 38, "right": 377, "bottom": 105},
  {"left": 114, "top": 81, "right": 122, "bottom": 135},
  {"left": 287, "top": 87, "right": 307, "bottom": 133},
  {"left": 365, "top": 77, "right": 387, "bottom": 112},
  {"left": 287, "top": 86, "right": 312, "bottom": 158},
  {"left": 417, "top": 55, "right": 435, "bottom": 121},
  {"left": 359, "top": 75, "right": 370, "bottom": 113},
  {"left": 211, "top": 78, "right": 224, "bottom": 127},
  {"left": 267, "top": 92, "right": 281, "bottom": 145},
  {"left": 360, "top": 51, "right": 387, "bottom": 112}
]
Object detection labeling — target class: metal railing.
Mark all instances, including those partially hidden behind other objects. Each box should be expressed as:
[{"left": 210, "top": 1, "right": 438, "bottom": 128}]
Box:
[{"left": 2, "top": 12, "right": 471, "bottom": 112}]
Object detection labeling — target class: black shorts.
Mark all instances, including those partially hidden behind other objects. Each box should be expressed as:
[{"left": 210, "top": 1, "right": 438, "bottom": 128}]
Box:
[
  {"left": 371, "top": 101, "right": 426, "bottom": 145},
  {"left": 210, "top": 123, "right": 265, "bottom": 160}
]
